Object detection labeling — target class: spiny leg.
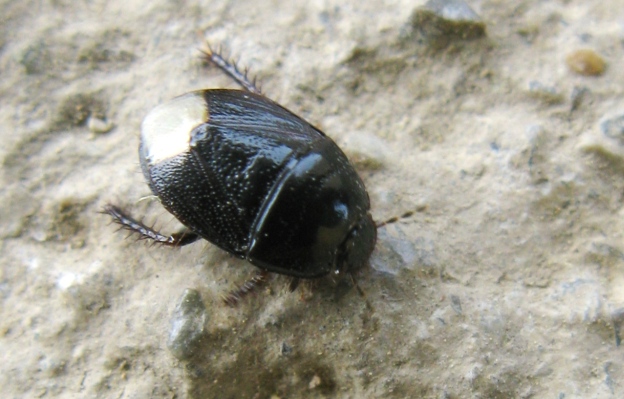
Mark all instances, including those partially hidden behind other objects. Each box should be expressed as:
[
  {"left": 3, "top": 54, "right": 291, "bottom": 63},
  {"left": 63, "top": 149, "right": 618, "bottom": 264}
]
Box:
[
  {"left": 349, "top": 273, "right": 365, "bottom": 298},
  {"left": 288, "top": 278, "right": 301, "bottom": 292},
  {"left": 200, "top": 43, "right": 262, "bottom": 95},
  {"left": 103, "top": 204, "right": 201, "bottom": 247},
  {"left": 223, "top": 269, "right": 270, "bottom": 307}
]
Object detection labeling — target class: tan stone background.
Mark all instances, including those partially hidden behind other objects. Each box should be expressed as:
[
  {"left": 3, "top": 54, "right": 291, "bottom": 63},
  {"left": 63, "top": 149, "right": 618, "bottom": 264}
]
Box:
[{"left": 1, "top": 0, "right": 623, "bottom": 397}]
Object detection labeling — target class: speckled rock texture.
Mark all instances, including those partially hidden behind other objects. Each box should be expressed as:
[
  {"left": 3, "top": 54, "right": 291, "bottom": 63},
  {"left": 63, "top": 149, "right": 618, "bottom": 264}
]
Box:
[{"left": 1, "top": 1, "right": 623, "bottom": 398}]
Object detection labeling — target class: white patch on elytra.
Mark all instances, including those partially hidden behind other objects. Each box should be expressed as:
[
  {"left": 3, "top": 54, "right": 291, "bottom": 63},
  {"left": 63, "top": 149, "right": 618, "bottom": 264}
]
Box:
[{"left": 140, "top": 92, "right": 208, "bottom": 165}]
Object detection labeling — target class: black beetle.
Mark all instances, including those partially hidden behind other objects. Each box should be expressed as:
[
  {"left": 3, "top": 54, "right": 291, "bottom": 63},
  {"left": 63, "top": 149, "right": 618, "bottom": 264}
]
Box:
[{"left": 105, "top": 45, "right": 376, "bottom": 299}]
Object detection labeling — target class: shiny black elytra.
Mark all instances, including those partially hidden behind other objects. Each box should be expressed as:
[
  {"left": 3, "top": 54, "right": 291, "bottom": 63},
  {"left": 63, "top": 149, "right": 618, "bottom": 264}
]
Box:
[{"left": 105, "top": 45, "right": 376, "bottom": 299}]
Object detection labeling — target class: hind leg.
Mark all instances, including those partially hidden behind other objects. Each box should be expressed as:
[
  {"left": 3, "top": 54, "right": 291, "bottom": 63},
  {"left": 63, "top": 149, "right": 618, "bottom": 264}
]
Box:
[
  {"left": 200, "top": 43, "right": 262, "bottom": 95},
  {"left": 103, "top": 204, "right": 201, "bottom": 247}
]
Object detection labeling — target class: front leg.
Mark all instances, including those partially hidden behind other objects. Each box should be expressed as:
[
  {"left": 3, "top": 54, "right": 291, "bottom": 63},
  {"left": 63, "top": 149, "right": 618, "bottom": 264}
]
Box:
[{"left": 103, "top": 204, "right": 201, "bottom": 247}]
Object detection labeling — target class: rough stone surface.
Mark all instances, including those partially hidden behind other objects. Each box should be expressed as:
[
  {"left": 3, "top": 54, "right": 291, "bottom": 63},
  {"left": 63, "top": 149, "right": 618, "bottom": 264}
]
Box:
[
  {"left": 601, "top": 114, "right": 624, "bottom": 142},
  {"left": 1, "top": 1, "right": 623, "bottom": 398}
]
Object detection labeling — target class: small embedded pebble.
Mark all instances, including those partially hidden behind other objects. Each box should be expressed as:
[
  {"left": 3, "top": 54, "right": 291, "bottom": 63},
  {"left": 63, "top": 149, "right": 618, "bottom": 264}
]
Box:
[
  {"left": 167, "top": 289, "right": 207, "bottom": 361},
  {"left": 410, "top": 0, "right": 486, "bottom": 47},
  {"left": 566, "top": 49, "right": 606, "bottom": 76},
  {"left": 600, "top": 114, "right": 624, "bottom": 143},
  {"left": 87, "top": 115, "right": 113, "bottom": 134},
  {"left": 308, "top": 375, "right": 322, "bottom": 389}
]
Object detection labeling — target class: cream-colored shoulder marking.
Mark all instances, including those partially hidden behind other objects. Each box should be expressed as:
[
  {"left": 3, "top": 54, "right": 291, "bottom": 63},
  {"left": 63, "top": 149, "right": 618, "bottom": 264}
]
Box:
[{"left": 140, "top": 92, "right": 208, "bottom": 165}]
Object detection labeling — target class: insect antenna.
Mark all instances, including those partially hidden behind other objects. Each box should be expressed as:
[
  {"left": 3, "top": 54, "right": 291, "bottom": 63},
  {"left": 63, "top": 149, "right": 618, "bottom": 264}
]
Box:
[{"left": 375, "top": 211, "right": 416, "bottom": 229}]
